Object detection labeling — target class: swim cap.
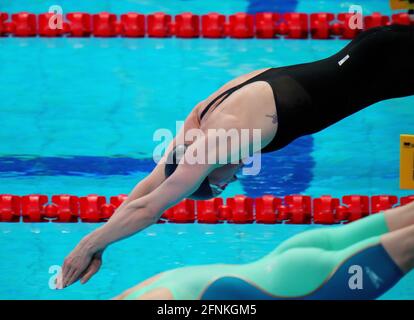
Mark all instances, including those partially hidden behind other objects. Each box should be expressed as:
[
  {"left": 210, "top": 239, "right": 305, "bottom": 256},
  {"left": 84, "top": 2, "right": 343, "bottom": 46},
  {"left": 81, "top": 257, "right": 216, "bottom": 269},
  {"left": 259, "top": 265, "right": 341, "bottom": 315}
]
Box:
[{"left": 164, "top": 144, "right": 213, "bottom": 200}]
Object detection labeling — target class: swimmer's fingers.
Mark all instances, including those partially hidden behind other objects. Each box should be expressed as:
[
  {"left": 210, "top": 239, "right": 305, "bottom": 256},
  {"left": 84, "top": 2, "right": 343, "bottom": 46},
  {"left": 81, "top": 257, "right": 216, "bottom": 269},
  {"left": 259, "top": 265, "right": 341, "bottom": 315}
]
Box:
[
  {"left": 63, "top": 266, "right": 78, "bottom": 288},
  {"left": 61, "top": 255, "right": 91, "bottom": 288},
  {"left": 55, "top": 272, "right": 64, "bottom": 290},
  {"left": 80, "top": 253, "right": 103, "bottom": 284},
  {"left": 60, "top": 259, "right": 73, "bottom": 288}
]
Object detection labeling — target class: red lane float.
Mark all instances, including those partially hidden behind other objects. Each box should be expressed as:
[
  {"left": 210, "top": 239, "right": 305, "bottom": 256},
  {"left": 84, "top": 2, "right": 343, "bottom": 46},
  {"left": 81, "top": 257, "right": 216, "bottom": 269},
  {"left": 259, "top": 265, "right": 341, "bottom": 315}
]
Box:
[
  {"left": 341, "top": 195, "right": 370, "bottom": 222},
  {"left": 38, "top": 13, "right": 64, "bottom": 37},
  {"left": 255, "top": 13, "right": 280, "bottom": 39},
  {"left": 10, "top": 12, "right": 37, "bottom": 37},
  {"left": 313, "top": 195, "right": 340, "bottom": 224},
  {"left": 22, "top": 195, "right": 48, "bottom": 222},
  {"left": 276, "top": 204, "right": 289, "bottom": 223},
  {"left": 218, "top": 205, "right": 232, "bottom": 221},
  {"left": 392, "top": 13, "right": 412, "bottom": 25},
  {"left": 101, "top": 203, "right": 115, "bottom": 220},
  {"left": 310, "top": 13, "right": 334, "bottom": 39},
  {"left": 283, "top": 195, "right": 312, "bottom": 224},
  {"left": 175, "top": 12, "right": 200, "bottom": 38},
  {"left": 197, "top": 198, "right": 224, "bottom": 223},
  {"left": 371, "top": 195, "right": 398, "bottom": 213},
  {"left": 255, "top": 195, "right": 282, "bottom": 224},
  {"left": 110, "top": 194, "right": 128, "bottom": 208},
  {"left": 167, "top": 199, "right": 195, "bottom": 223},
  {"left": 330, "top": 22, "right": 343, "bottom": 37},
  {"left": 364, "top": 12, "right": 390, "bottom": 29},
  {"left": 66, "top": 13, "right": 92, "bottom": 37},
  {"left": 148, "top": 12, "right": 172, "bottom": 37},
  {"left": 337, "top": 13, "right": 362, "bottom": 39},
  {"left": 227, "top": 195, "right": 254, "bottom": 223},
  {"left": 120, "top": 13, "right": 145, "bottom": 37},
  {"left": 401, "top": 195, "right": 414, "bottom": 206},
  {"left": 0, "top": 195, "right": 21, "bottom": 222},
  {"left": 228, "top": 13, "right": 254, "bottom": 39},
  {"left": 201, "top": 13, "right": 226, "bottom": 38},
  {"left": 79, "top": 194, "right": 107, "bottom": 222},
  {"left": 161, "top": 207, "right": 173, "bottom": 221},
  {"left": 282, "top": 13, "right": 309, "bottom": 39},
  {"left": 44, "top": 204, "right": 58, "bottom": 220},
  {"left": 49, "top": 195, "right": 79, "bottom": 222},
  {"left": 0, "top": 13, "right": 9, "bottom": 36},
  {"left": 92, "top": 12, "right": 117, "bottom": 37}
]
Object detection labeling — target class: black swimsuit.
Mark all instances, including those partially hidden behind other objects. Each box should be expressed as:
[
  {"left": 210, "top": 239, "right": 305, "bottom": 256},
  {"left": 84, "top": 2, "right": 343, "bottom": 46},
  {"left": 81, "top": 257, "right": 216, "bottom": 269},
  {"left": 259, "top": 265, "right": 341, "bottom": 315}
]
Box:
[{"left": 200, "top": 25, "right": 414, "bottom": 153}]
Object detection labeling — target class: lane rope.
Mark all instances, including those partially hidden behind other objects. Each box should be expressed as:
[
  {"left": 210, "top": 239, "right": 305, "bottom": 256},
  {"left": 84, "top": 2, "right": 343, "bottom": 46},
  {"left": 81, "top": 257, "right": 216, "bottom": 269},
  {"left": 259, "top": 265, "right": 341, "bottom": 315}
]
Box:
[
  {"left": 0, "top": 12, "right": 412, "bottom": 39},
  {"left": 0, "top": 194, "right": 413, "bottom": 224}
]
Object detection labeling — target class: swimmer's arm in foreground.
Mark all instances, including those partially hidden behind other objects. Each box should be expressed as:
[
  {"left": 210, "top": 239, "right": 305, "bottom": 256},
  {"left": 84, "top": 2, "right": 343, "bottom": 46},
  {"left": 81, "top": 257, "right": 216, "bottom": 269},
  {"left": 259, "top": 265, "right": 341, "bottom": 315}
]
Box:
[
  {"left": 56, "top": 135, "right": 221, "bottom": 289},
  {"left": 55, "top": 104, "right": 205, "bottom": 288}
]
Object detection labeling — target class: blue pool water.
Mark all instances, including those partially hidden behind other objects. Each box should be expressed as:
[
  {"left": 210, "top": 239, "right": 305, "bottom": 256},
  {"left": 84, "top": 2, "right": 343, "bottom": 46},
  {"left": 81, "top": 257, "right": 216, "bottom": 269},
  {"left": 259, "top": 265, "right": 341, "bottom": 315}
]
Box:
[{"left": 0, "top": 0, "right": 413, "bottom": 299}]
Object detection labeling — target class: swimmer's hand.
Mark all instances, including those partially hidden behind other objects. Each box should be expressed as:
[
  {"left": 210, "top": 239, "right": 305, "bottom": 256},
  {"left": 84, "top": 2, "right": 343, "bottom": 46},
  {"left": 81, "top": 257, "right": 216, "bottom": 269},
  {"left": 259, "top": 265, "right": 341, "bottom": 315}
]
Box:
[
  {"left": 57, "top": 237, "right": 104, "bottom": 289},
  {"left": 79, "top": 250, "right": 103, "bottom": 284}
]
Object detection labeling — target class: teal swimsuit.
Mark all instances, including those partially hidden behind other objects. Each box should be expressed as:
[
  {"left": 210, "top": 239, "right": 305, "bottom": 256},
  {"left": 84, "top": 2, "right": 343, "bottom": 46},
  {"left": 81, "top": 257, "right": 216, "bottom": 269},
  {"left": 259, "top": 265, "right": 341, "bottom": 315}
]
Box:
[{"left": 124, "top": 213, "right": 403, "bottom": 300}]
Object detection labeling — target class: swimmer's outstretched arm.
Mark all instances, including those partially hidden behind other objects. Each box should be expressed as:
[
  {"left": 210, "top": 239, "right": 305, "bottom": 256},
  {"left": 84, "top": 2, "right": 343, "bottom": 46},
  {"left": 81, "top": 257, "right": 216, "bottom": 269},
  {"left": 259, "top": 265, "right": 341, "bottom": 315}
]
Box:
[
  {"left": 90, "top": 149, "right": 215, "bottom": 248},
  {"left": 57, "top": 137, "right": 219, "bottom": 289},
  {"left": 56, "top": 106, "right": 205, "bottom": 288}
]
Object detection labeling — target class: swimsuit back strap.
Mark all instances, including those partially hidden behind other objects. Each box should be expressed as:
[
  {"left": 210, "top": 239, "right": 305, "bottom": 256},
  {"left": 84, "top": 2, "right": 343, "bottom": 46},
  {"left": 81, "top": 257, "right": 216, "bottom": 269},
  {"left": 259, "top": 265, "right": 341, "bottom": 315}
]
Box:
[{"left": 199, "top": 70, "right": 269, "bottom": 121}]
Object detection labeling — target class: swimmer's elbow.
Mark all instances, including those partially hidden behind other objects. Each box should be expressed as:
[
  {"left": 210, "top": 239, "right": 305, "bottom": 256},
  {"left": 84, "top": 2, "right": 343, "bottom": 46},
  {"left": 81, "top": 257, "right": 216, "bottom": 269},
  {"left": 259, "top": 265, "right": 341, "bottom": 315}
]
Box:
[{"left": 125, "top": 198, "right": 160, "bottom": 225}]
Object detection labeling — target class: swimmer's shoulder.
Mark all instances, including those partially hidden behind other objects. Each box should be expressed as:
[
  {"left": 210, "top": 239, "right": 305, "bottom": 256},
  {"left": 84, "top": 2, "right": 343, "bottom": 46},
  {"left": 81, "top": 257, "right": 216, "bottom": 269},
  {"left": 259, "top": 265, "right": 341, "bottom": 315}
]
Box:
[
  {"left": 215, "top": 68, "right": 271, "bottom": 95},
  {"left": 195, "top": 68, "right": 271, "bottom": 121}
]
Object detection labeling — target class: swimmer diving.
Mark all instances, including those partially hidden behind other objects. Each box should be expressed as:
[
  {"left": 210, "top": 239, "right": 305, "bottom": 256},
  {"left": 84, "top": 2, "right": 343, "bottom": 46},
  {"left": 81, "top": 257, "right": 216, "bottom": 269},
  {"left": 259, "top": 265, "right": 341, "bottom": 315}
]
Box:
[{"left": 56, "top": 25, "right": 414, "bottom": 299}]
